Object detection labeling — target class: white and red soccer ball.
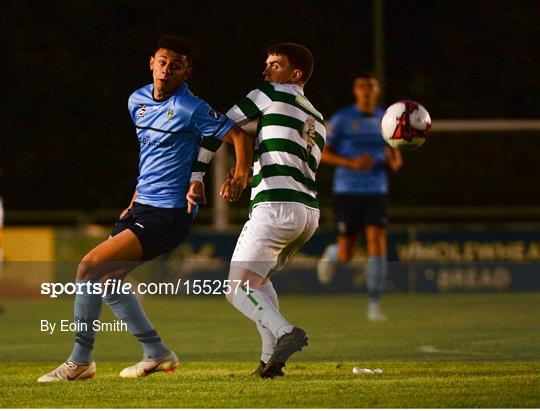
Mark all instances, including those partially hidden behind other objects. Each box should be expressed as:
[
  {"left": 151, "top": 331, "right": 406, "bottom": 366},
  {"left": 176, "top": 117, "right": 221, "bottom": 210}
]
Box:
[{"left": 381, "top": 100, "right": 431, "bottom": 150}]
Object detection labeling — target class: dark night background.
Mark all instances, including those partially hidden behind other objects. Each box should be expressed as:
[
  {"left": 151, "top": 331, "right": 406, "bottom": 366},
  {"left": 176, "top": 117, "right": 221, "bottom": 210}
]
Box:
[{"left": 3, "top": 0, "right": 540, "bottom": 215}]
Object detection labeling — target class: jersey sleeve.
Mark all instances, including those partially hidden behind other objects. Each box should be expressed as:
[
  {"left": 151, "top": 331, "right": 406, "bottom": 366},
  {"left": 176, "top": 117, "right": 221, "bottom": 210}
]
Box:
[
  {"left": 190, "top": 135, "right": 223, "bottom": 182},
  {"left": 191, "top": 85, "right": 271, "bottom": 182},
  {"left": 189, "top": 102, "right": 235, "bottom": 182},
  {"left": 191, "top": 102, "right": 235, "bottom": 140},
  {"left": 226, "top": 83, "right": 273, "bottom": 126},
  {"left": 127, "top": 93, "right": 139, "bottom": 123}
]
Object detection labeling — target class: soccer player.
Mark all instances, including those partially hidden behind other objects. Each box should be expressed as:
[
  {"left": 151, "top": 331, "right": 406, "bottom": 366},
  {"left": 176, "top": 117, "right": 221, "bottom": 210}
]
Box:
[
  {"left": 38, "top": 35, "right": 252, "bottom": 382},
  {"left": 316, "top": 71, "right": 402, "bottom": 322},
  {"left": 192, "top": 43, "right": 325, "bottom": 378}
]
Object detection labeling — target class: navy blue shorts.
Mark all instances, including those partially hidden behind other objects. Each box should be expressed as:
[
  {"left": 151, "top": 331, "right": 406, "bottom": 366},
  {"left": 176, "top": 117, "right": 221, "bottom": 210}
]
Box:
[
  {"left": 334, "top": 194, "right": 388, "bottom": 236},
  {"left": 111, "top": 202, "right": 193, "bottom": 261}
]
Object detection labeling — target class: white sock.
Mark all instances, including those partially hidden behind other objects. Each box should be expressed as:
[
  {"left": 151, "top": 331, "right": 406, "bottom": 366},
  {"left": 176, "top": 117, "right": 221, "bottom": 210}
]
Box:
[
  {"left": 260, "top": 281, "right": 279, "bottom": 308},
  {"left": 256, "top": 323, "right": 275, "bottom": 363},
  {"left": 232, "top": 286, "right": 293, "bottom": 339},
  {"left": 257, "top": 281, "right": 278, "bottom": 363}
]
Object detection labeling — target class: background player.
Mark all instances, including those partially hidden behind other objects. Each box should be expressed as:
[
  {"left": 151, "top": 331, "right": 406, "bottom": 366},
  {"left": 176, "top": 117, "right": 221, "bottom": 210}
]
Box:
[
  {"left": 191, "top": 43, "right": 325, "bottom": 378},
  {"left": 38, "top": 35, "right": 252, "bottom": 382},
  {"left": 316, "top": 71, "right": 402, "bottom": 322}
]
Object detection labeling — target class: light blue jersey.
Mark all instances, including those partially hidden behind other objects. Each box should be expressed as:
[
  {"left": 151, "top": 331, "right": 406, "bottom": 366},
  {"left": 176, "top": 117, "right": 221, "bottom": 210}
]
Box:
[
  {"left": 128, "top": 83, "right": 234, "bottom": 208},
  {"left": 327, "top": 105, "right": 388, "bottom": 195}
]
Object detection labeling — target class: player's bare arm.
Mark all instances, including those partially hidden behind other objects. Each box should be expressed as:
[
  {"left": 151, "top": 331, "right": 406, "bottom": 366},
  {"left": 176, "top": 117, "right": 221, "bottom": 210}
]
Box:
[
  {"left": 219, "top": 124, "right": 254, "bottom": 202},
  {"left": 384, "top": 146, "right": 403, "bottom": 172},
  {"left": 321, "top": 144, "right": 374, "bottom": 170},
  {"left": 186, "top": 181, "right": 206, "bottom": 214}
]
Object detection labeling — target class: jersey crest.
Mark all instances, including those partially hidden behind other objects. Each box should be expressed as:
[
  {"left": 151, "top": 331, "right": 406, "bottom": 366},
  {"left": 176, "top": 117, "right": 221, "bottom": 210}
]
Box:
[{"left": 302, "top": 115, "right": 317, "bottom": 154}]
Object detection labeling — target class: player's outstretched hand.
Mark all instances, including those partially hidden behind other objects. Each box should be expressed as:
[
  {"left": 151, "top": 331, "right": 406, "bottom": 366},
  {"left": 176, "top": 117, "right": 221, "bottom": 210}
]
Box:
[
  {"left": 186, "top": 181, "right": 206, "bottom": 214},
  {"left": 220, "top": 174, "right": 249, "bottom": 202},
  {"left": 350, "top": 153, "right": 375, "bottom": 170}
]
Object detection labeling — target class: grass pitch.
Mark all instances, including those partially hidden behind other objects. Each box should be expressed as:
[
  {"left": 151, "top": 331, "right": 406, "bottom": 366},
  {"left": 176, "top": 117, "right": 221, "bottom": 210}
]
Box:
[{"left": 1, "top": 293, "right": 539, "bottom": 407}]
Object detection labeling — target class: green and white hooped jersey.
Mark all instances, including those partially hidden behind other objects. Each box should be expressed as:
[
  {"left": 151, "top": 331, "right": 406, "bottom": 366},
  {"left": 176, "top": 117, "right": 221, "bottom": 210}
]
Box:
[
  {"left": 192, "top": 82, "right": 325, "bottom": 211},
  {"left": 229, "top": 83, "right": 325, "bottom": 210}
]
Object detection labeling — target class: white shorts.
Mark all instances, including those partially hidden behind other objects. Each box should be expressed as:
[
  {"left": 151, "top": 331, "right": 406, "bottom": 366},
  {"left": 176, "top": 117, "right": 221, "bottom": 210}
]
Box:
[{"left": 231, "top": 202, "right": 320, "bottom": 278}]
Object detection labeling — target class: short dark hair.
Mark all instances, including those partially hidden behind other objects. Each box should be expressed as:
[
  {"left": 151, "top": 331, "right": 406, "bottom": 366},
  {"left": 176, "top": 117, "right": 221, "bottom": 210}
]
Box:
[
  {"left": 354, "top": 71, "right": 378, "bottom": 81},
  {"left": 154, "top": 35, "right": 195, "bottom": 64},
  {"left": 266, "top": 43, "right": 314, "bottom": 83}
]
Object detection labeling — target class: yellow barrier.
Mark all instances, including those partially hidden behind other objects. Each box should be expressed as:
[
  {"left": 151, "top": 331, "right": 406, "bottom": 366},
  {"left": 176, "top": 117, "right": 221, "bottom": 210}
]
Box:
[
  {"left": 2, "top": 227, "right": 55, "bottom": 297},
  {"left": 3, "top": 227, "right": 55, "bottom": 261}
]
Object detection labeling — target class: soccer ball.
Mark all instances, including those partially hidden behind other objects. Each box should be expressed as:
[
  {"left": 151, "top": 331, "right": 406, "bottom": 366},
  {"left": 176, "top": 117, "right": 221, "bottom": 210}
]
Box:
[{"left": 381, "top": 100, "right": 431, "bottom": 150}]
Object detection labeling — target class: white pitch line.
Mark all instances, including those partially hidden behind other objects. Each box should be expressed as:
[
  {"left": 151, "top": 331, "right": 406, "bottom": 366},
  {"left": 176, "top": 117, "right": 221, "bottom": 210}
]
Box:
[{"left": 418, "top": 345, "right": 488, "bottom": 355}]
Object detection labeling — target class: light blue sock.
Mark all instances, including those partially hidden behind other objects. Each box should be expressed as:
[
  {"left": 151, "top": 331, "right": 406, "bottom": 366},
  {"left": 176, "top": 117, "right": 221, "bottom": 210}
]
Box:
[
  {"left": 326, "top": 244, "right": 339, "bottom": 263},
  {"left": 70, "top": 279, "right": 102, "bottom": 364},
  {"left": 366, "top": 256, "right": 381, "bottom": 304},
  {"left": 378, "top": 256, "right": 388, "bottom": 290},
  {"left": 102, "top": 287, "right": 170, "bottom": 359}
]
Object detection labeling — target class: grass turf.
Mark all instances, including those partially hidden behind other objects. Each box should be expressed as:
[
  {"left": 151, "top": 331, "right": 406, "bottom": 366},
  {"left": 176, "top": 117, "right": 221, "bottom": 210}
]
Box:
[{"left": 1, "top": 293, "right": 539, "bottom": 407}]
